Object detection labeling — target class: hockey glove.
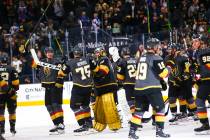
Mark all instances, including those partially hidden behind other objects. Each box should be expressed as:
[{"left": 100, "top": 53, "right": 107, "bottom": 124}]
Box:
[{"left": 160, "top": 79, "right": 167, "bottom": 91}]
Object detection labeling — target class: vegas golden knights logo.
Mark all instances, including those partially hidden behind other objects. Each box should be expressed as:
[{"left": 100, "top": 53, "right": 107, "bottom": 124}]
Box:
[{"left": 44, "top": 67, "right": 51, "bottom": 75}]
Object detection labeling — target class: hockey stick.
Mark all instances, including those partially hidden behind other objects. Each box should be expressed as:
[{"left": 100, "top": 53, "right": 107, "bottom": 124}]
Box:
[
  {"left": 30, "top": 49, "right": 61, "bottom": 70},
  {"left": 24, "top": 0, "right": 55, "bottom": 49}
]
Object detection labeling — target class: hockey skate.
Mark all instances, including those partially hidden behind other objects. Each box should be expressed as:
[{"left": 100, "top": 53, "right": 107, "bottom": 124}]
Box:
[
  {"left": 169, "top": 113, "right": 179, "bottom": 125},
  {"left": 178, "top": 112, "right": 188, "bottom": 122},
  {"left": 74, "top": 121, "right": 96, "bottom": 136},
  {"left": 128, "top": 126, "right": 139, "bottom": 139},
  {"left": 74, "top": 124, "right": 89, "bottom": 133},
  {"left": 10, "top": 126, "right": 17, "bottom": 136},
  {"left": 49, "top": 123, "right": 65, "bottom": 135},
  {"left": 194, "top": 123, "right": 210, "bottom": 135},
  {"left": 156, "top": 127, "right": 170, "bottom": 138}
]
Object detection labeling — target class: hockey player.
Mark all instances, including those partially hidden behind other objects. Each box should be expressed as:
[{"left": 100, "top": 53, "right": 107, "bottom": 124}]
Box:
[
  {"left": 193, "top": 46, "right": 210, "bottom": 134},
  {"left": 58, "top": 47, "right": 93, "bottom": 133},
  {"left": 116, "top": 47, "right": 136, "bottom": 114},
  {"left": 165, "top": 44, "right": 181, "bottom": 123},
  {"left": 89, "top": 47, "right": 121, "bottom": 132},
  {"left": 175, "top": 45, "right": 197, "bottom": 120},
  {"left": 0, "top": 55, "right": 19, "bottom": 135},
  {"left": 128, "top": 38, "right": 171, "bottom": 139},
  {"left": 166, "top": 44, "right": 195, "bottom": 123},
  {"left": 33, "top": 47, "right": 65, "bottom": 134}
]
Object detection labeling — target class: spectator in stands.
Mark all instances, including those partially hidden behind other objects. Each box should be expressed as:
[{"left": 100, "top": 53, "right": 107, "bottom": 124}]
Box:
[
  {"left": 18, "top": 0, "right": 27, "bottom": 24},
  {"left": 53, "top": 0, "right": 64, "bottom": 24},
  {"left": 92, "top": 12, "right": 101, "bottom": 30},
  {"left": 12, "top": 56, "right": 23, "bottom": 74},
  {"left": 79, "top": 11, "right": 90, "bottom": 28}
]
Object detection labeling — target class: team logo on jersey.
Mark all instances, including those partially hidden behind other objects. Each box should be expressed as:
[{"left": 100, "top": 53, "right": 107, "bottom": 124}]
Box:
[{"left": 44, "top": 67, "right": 51, "bottom": 75}]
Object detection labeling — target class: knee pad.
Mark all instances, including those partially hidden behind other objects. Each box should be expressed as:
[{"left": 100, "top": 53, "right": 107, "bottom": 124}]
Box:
[
  {"left": 156, "top": 108, "right": 165, "bottom": 114},
  {"left": 0, "top": 105, "right": 5, "bottom": 115},
  {"left": 186, "top": 98, "right": 194, "bottom": 104},
  {"left": 153, "top": 104, "right": 165, "bottom": 113},
  {"left": 81, "top": 106, "right": 90, "bottom": 112},
  {"left": 196, "top": 98, "right": 205, "bottom": 108},
  {"left": 128, "top": 100, "right": 135, "bottom": 107},
  {"left": 52, "top": 103, "right": 62, "bottom": 110},
  {"left": 169, "top": 97, "right": 176, "bottom": 104},
  {"left": 70, "top": 102, "right": 81, "bottom": 111},
  {"left": 46, "top": 105, "right": 53, "bottom": 114},
  {"left": 7, "top": 107, "right": 16, "bottom": 115}
]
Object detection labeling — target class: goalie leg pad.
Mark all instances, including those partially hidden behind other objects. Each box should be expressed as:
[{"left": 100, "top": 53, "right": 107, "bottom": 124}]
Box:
[
  {"left": 93, "top": 96, "right": 106, "bottom": 131},
  {"left": 102, "top": 92, "right": 121, "bottom": 130},
  {"left": 93, "top": 120, "right": 106, "bottom": 132}
]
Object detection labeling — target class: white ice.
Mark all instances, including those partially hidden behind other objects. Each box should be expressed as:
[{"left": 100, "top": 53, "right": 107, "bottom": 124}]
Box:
[{"left": 2, "top": 105, "right": 210, "bottom": 140}]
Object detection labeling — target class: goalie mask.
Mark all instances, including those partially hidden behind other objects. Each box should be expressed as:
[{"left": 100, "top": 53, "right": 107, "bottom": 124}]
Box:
[
  {"left": 109, "top": 47, "right": 120, "bottom": 62},
  {"left": 94, "top": 47, "right": 106, "bottom": 58}
]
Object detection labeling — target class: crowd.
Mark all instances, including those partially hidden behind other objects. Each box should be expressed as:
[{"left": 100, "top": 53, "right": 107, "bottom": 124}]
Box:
[{"left": 0, "top": 0, "right": 209, "bottom": 84}]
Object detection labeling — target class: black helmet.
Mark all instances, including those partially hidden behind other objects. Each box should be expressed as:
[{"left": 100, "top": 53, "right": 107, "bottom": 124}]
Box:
[
  {"left": 44, "top": 47, "right": 54, "bottom": 54},
  {"left": 192, "top": 34, "right": 201, "bottom": 40},
  {"left": 145, "top": 38, "right": 160, "bottom": 49},
  {"left": 73, "top": 47, "right": 83, "bottom": 56},
  {"left": 170, "top": 43, "right": 184, "bottom": 51},
  {"left": 121, "top": 47, "right": 130, "bottom": 56},
  {"left": 169, "top": 43, "right": 177, "bottom": 50},
  {"left": 0, "top": 54, "right": 9, "bottom": 64}
]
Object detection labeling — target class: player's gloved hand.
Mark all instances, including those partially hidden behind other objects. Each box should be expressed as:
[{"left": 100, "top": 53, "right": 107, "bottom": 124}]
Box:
[
  {"left": 61, "top": 55, "right": 68, "bottom": 64},
  {"left": 160, "top": 79, "right": 167, "bottom": 91},
  {"left": 8, "top": 88, "right": 16, "bottom": 95},
  {"left": 89, "top": 58, "right": 98, "bottom": 71}
]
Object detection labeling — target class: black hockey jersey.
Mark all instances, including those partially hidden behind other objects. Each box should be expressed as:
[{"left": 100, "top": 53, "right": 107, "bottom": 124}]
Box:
[
  {"left": 175, "top": 53, "right": 191, "bottom": 81},
  {"left": 197, "top": 48, "right": 210, "bottom": 80},
  {"left": 0, "top": 65, "right": 19, "bottom": 93},
  {"left": 117, "top": 57, "right": 136, "bottom": 85},
  {"left": 37, "top": 58, "right": 60, "bottom": 83},
  {"left": 135, "top": 53, "right": 169, "bottom": 91},
  {"left": 90, "top": 56, "right": 118, "bottom": 95},
  {"left": 66, "top": 57, "right": 92, "bottom": 87}
]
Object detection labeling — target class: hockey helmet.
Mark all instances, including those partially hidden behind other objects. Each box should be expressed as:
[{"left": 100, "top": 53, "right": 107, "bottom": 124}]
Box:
[
  {"left": 121, "top": 47, "right": 130, "bottom": 56},
  {"left": 44, "top": 47, "right": 54, "bottom": 54},
  {"left": 192, "top": 34, "right": 201, "bottom": 41},
  {"left": 0, "top": 54, "right": 9, "bottom": 64},
  {"left": 145, "top": 38, "right": 160, "bottom": 50},
  {"left": 73, "top": 47, "right": 83, "bottom": 56}
]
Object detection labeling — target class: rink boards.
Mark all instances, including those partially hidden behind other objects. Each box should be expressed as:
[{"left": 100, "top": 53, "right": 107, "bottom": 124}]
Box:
[{"left": 16, "top": 82, "right": 197, "bottom": 106}]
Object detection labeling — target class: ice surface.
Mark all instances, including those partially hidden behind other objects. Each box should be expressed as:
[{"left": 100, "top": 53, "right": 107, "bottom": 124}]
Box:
[{"left": 2, "top": 105, "right": 210, "bottom": 140}]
